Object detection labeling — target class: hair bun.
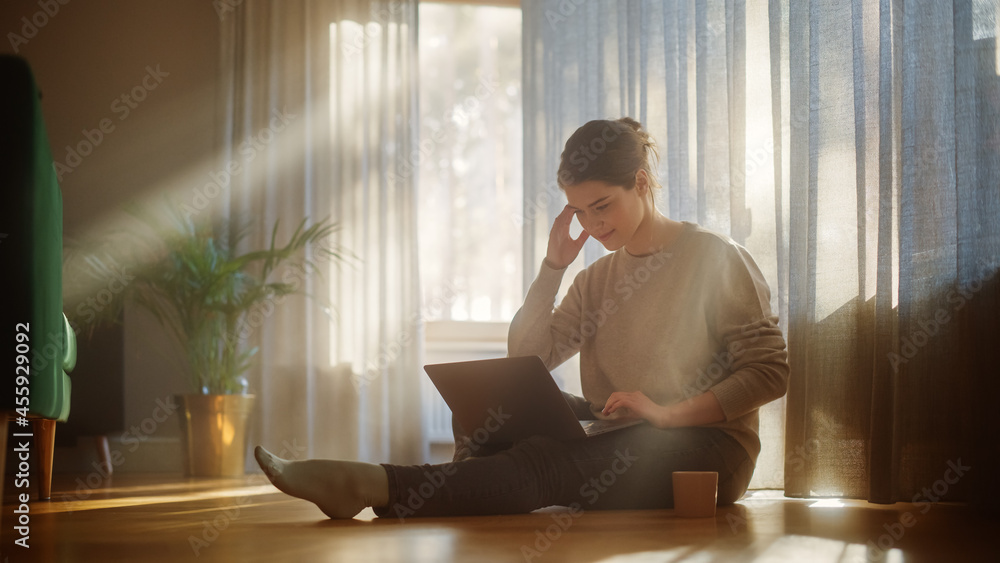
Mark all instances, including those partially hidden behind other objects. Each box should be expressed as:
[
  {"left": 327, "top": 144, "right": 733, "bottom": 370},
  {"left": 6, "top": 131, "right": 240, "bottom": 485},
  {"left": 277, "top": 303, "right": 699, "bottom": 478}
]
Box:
[
  {"left": 615, "top": 116, "right": 655, "bottom": 153},
  {"left": 615, "top": 116, "right": 643, "bottom": 132}
]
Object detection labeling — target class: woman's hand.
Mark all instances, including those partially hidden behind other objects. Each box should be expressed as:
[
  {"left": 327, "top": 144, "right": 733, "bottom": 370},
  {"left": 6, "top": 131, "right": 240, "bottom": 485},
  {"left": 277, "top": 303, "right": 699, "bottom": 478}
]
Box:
[
  {"left": 545, "top": 205, "right": 590, "bottom": 269},
  {"left": 601, "top": 390, "right": 727, "bottom": 429},
  {"left": 602, "top": 391, "right": 666, "bottom": 427}
]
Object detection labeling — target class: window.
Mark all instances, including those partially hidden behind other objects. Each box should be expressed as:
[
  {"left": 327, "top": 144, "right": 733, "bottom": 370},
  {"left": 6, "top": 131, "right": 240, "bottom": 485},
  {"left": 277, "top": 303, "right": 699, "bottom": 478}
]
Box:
[
  {"left": 417, "top": 2, "right": 522, "bottom": 454},
  {"left": 417, "top": 2, "right": 523, "bottom": 323}
]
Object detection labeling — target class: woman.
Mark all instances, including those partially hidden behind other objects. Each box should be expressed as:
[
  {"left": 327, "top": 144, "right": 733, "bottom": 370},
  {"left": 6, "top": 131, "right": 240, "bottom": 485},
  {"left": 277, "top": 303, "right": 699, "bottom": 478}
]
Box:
[{"left": 254, "top": 117, "right": 789, "bottom": 519}]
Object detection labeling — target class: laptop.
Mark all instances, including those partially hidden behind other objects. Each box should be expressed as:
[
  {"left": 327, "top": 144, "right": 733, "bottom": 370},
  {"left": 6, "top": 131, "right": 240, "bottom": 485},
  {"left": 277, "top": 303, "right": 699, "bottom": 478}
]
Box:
[{"left": 424, "top": 355, "right": 644, "bottom": 445}]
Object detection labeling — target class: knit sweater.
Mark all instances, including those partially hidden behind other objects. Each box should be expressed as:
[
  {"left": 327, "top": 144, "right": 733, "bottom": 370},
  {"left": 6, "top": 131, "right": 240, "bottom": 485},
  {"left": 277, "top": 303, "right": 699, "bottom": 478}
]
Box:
[{"left": 507, "top": 221, "right": 789, "bottom": 462}]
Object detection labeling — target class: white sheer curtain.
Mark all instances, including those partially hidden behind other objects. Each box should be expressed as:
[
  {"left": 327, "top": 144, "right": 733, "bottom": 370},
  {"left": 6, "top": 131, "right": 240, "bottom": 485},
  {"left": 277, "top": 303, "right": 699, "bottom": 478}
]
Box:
[
  {"left": 219, "top": 0, "right": 426, "bottom": 466},
  {"left": 523, "top": 0, "right": 1000, "bottom": 505}
]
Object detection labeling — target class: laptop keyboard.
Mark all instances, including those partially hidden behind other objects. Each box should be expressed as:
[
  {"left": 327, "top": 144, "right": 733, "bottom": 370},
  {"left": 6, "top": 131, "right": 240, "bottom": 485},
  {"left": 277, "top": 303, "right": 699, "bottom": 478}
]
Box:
[{"left": 580, "top": 418, "right": 644, "bottom": 436}]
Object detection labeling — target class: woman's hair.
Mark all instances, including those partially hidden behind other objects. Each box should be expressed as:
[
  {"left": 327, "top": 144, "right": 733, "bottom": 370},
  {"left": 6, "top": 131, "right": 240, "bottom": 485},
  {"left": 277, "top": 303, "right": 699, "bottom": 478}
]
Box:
[{"left": 556, "top": 117, "right": 661, "bottom": 194}]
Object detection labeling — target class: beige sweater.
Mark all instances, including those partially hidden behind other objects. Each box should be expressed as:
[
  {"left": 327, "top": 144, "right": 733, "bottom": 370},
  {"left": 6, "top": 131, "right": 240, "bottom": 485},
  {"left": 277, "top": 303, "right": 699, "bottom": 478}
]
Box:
[{"left": 507, "top": 221, "right": 789, "bottom": 462}]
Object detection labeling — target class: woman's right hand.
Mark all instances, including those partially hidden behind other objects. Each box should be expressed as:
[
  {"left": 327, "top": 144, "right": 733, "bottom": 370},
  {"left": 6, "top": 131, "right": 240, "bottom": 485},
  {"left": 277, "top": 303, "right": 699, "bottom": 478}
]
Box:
[{"left": 545, "top": 205, "right": 590, "bottom": 269}]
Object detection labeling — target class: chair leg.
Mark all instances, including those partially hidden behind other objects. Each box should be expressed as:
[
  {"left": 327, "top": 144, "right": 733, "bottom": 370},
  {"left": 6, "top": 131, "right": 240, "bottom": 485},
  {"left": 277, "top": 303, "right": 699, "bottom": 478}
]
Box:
[
  {"left": 32, "top": 418, "right": 56, "bottom": 500},
  {"left": 95, "top": 435, "right": 113, "bottom": 476}
]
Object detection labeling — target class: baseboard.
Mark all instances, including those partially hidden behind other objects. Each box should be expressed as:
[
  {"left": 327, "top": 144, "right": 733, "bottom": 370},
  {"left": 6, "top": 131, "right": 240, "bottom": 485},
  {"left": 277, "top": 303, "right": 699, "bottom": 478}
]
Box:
[{"left": 52, "top": 436, "right": 182, "bottom": 474}]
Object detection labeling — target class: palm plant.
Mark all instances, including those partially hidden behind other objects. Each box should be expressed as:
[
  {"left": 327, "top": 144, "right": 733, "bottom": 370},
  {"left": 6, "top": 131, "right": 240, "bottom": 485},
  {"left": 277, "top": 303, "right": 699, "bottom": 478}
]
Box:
[{"left": 74, "top": 204, "right": 348, "bottom": 394}]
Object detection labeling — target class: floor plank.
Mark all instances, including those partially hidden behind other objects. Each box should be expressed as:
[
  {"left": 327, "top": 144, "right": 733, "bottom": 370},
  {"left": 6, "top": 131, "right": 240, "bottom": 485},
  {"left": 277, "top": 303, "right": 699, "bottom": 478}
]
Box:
[{"left": 1, "top": 473, "right": 995, "bottom": 562}]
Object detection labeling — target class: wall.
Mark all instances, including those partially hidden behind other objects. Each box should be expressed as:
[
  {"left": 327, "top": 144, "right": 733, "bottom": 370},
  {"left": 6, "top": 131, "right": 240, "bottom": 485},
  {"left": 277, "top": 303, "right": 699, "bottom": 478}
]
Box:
[{"left": 1, "top": 0, "right": 223, "bottom": 473}]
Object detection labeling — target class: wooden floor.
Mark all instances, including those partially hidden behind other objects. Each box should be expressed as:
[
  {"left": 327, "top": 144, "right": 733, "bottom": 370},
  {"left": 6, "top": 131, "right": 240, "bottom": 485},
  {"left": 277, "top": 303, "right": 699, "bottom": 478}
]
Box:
[{"left": 0, "top": 472, "right": 995, "bottom": 562}]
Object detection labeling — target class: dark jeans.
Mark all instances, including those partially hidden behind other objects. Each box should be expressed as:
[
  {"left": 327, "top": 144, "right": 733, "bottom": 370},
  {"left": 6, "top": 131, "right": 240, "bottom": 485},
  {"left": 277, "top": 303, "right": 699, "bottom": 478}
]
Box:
[{"left": 375, "top": 393, "right": 754, "bottom": 519}]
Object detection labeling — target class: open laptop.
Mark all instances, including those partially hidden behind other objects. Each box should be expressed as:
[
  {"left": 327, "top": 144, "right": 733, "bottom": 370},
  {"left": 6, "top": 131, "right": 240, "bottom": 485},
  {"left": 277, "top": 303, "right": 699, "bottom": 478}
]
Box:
[{"left": 424, "top": 355, "right": 644, "bottom": 445}]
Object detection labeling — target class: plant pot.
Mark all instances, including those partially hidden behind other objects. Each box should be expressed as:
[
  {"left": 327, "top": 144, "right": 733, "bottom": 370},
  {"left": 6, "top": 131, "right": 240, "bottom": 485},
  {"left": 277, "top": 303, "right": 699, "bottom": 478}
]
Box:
[{"left": 177, "top": 394, "right": 256, "bottom": 477}]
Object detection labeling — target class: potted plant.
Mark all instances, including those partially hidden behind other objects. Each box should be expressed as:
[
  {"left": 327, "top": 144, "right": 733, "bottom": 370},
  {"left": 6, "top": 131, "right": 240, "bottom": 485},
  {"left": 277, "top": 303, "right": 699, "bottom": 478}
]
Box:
[{"left": 72, "top": 203, "right": 348, "bottom": 476}]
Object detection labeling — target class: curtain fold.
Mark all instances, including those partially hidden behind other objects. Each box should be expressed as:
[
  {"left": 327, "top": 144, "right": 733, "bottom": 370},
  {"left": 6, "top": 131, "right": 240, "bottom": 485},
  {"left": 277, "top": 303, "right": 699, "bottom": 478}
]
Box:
[
  {"left": 218, "top": 0, "right": 425, "bottom": 467},
  {"left": 523, "top": 0, "right": 999, "bottom": 503}
]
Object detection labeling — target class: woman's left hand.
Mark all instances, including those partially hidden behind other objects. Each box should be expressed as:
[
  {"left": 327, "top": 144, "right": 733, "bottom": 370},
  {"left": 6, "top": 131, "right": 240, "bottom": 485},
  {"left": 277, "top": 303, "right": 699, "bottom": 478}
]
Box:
[{"left": 602, "top": 391, "right": 665, "bottom": 427}]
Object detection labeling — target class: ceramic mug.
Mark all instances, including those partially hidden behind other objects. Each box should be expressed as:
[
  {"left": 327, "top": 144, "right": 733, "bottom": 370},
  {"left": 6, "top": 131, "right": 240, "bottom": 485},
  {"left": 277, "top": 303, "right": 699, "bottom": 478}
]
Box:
[{"left": 672, "top": 471, "right": 719, "bottom": 518}]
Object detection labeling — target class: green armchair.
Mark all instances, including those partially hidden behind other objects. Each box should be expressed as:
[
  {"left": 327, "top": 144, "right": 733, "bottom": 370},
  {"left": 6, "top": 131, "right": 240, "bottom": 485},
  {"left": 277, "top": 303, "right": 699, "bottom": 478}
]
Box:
[{"left": 1, "top": 54, "right": 77, "bottom": 501}]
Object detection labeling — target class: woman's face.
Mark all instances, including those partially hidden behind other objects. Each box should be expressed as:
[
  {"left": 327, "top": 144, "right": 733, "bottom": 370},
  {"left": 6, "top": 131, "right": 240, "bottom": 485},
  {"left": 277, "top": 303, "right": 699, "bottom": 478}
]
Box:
[{"left": 564, "top": 179, "right": 646, "bottom": 251}]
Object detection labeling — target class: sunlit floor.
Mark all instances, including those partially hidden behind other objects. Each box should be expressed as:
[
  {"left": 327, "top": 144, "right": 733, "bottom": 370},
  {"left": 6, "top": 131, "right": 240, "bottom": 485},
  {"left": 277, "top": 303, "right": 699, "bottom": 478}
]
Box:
[{"left": 1, "top": 473, "right": 995, "bottom": 562}]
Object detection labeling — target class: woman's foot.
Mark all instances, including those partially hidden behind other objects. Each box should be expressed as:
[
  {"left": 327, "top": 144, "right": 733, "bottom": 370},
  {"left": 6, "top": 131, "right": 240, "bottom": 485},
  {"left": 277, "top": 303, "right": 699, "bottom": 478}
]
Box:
[{"left": 254, "top": 446, "right": 389, "bottom": 519}]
